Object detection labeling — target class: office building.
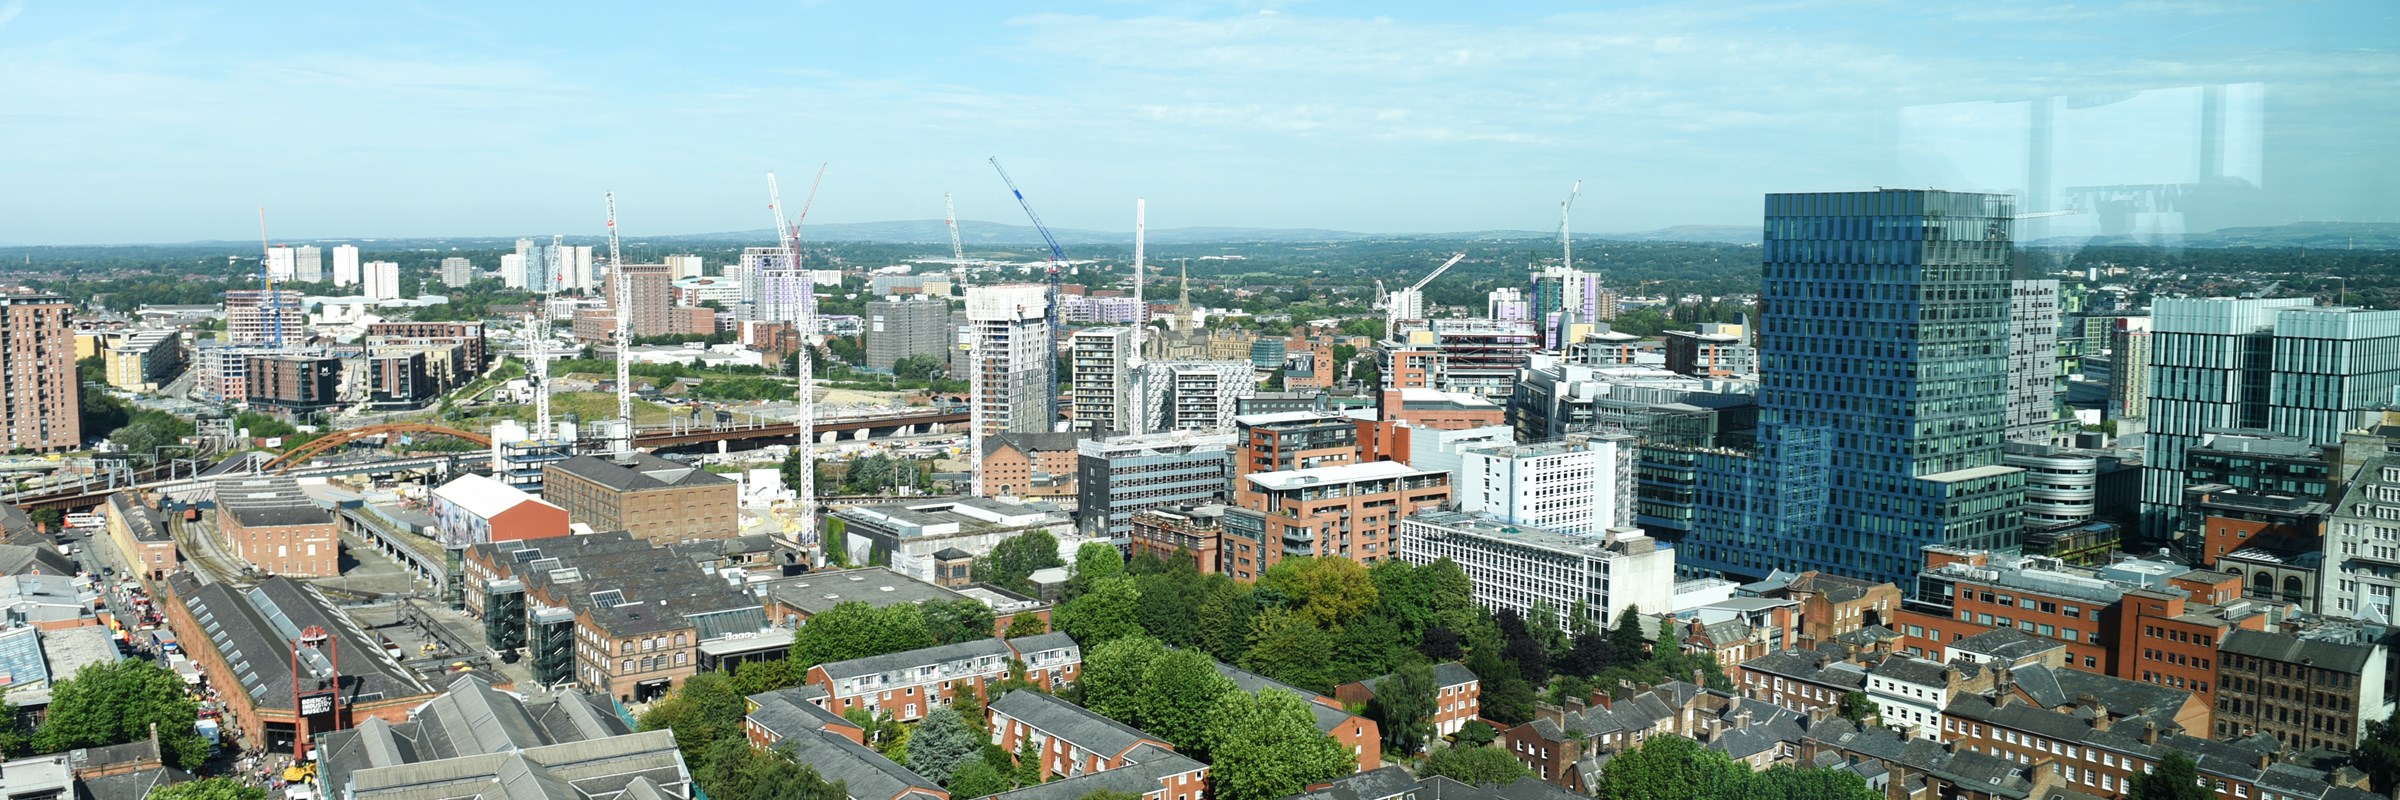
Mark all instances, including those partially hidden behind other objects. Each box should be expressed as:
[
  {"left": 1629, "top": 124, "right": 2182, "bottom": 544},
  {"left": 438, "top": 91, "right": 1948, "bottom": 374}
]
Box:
[
  {"left": 2212, "top": 626, "right": 2391, "bottom": 752},
  {"left": 828, "top": 497, "right": 1073, "bottom": 581},
  {"left": 1457, "top": 437, "right": 1633, "bottom": 536},
  {"left": 0, "top": 291, "right": 79, "bottom": 453},
  {"left": 294, "top": 244, "right": 323, "bottom": 283},
  {"left": 1508, "top": 357, "right": 1757, "bottom": 441},
  {"left": 1398, "top": 511, "right": 1672, "bottom": 631},
  {"left": 2108, "top": 315, "right": 2154, "bottom": 419},
  {"left": 1071, "top": 327, "right": 1137, "bottom": 434},
  {"left": 865, "top": 297, "right": 951, "bottom": 372},
  {"left": 103, "top": 329, "right": 183, "bottom": 391},
  {"left": 2322, "top": 449, "right": 2400, "bottom": 622},
  {"left": 1075, "top": 431, "right": 1234, "bottom": 542},
  {"left": 1661, "top": 323, "right": 1755, "bottom": 378},
  {"left": 331, "top": 244, "right": 361, "bottom": 286},
  {"left": 965, "top": 284, "right": 1055, "bottom": 435},
  {"left": 224, "top": 289, "right": 305, "bottom": 346},
  {"left": 1400, "top": 318, "right": 1540, "bottom": 400},
  {"left": 542, "top": 453, "right": 740, "bottom": 544},
  {"left": 1677, "top": 190, "right": 2025, "bottom": 586},
  {"left": 2141, "top": 299, "right": 2400, "bottom": 539},
  {"left": 213, "top": 475, "right": 339, "bottom": 576},
  {"left": 244, "top": 354, "right": 342, "bottom": 417},
  {"left": 665, "top": 254, "right": 704, "bottom": 280},
  {"left": 2007, "top": 279, "right": 2062, "bottom": 444},
  {"left": 438, "top": 256, "right": 473, "bottom": 287},
  {"left": 1224, "top": 461, "right": 1450, "bottom": 580},
  {"left": 1234, "top": 411, "right": 1358, "bottom": 479},
  {"left": 1135, "top": 360, "right": 1254, "bottom": 433},
  {"left": 362, "top": 261, "right": 402, "bottom": 300}
]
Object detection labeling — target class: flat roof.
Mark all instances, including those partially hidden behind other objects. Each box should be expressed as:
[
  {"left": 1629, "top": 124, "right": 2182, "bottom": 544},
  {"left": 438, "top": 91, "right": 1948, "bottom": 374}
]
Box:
[
  {"left": 1922, "top": 464, "right": 2023, "bottom": 483},
  {"left": 1246, "top": 460, "right": 1435, "bottom": 491}
]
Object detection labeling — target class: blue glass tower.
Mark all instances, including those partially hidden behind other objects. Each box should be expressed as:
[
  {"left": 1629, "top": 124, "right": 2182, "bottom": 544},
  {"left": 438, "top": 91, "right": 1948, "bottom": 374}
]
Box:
[{"left": 1675, "top": 190, "right": 2025, "bottom": 585}]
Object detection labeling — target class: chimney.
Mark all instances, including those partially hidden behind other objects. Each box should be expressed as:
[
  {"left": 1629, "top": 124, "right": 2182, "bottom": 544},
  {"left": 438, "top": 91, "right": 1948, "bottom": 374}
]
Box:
[
  {"left": 2093, "top": 714, "right": 2112, "bottom": 732},
  {"left": 1997, "top": 692, "right": 2017, "bottom": 709},
  {"left": 1693, "top": 667, "right": 1706, "bottom": 686},
  {"left": 1539, "top": 703, "right": 1566, "bottom": 727},
  {"left": 2257, "top": 752, "right": 2272, "bottom": 770},
  {"left": 2140, "top": 721, "right": 2160, "bottom": 745}
]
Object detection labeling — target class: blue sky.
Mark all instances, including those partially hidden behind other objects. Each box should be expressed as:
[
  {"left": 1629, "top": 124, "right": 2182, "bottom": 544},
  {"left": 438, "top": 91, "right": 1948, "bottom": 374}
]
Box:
[{"left": 1, "top": 0, "right": 2392, "bottom": 244}]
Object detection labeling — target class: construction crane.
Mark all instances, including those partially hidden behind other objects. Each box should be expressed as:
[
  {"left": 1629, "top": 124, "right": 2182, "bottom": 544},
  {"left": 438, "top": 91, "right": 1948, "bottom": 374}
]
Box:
[
  {"left": 1559, "top": 179, "right": 1582, "bottom": 271},
  {"left": 948, "top": 193, "right": 984, "bottom": 497},
  {"left": 256, "top": 208, "right": 284, "bottom": 348},
  {"left": 987, "top": 157, "right": 1063, "bottom": 429},
  {"left": 1128, "top": 198, "right": 1148, "bottom": 436},
  {"left": 605, "top": 192, "right": 632, "bottom": 454},
  {"left": 767, "top": 172, "right": 818, "bottom": 547},
  {"left": 1385, "top": 253, "right": 1467, "bottom": 337}
]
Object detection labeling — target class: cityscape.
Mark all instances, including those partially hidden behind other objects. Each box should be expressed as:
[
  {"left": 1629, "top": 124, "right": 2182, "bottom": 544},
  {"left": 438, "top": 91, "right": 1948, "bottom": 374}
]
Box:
[{"left": 1, "top": 4, "right": 2396, "bottom": 800}]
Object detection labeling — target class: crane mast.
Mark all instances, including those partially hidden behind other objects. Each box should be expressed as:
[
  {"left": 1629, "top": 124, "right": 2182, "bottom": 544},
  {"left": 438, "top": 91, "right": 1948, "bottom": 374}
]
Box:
[
  {"left": 1386, "top": 253, "right": 1467, "bottom": 338},
  {"left": 1128, "top": 198, "right": 1147, "bottom": 436},
  {"left": 257, "top": 208, "right": 284, "bottom": 349},
  {"left": 606, "top": 193, "right": 632, "bottom": 454},
  {"left": 1560, "top": 179, "right": 1582, "bottom": 272},
  {"left": 948, "top": 194, "right": 984, "bottom": 497},
  {"left": 988, "top": 157, "right": 1063, "bottom": 431},
  {"left": 768, "top": 172, "right": 818, "bottom": 546}
]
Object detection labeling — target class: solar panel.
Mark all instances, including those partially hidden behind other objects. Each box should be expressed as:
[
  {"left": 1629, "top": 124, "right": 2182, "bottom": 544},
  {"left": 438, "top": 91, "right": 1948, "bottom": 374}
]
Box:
[
  {"left": 591, "top": 590, "right": 625, "bottom": 607},
  {"left": 512, "top": 548, "right": 545, "bottom": 564}
]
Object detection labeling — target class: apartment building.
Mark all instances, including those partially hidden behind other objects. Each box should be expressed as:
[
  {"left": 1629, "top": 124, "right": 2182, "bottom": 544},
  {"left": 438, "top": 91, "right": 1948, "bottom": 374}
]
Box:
[
  {"left": 102, "top": 329, "right": 182, "bottom": 392},
  {"left": 988, "top": 690, "right": 1172, "bottom": 780},
  {"left": 2212, "top": 626, "right": 2392, "bottom": 752},
  {"left": 366, "top": 321, "right": 489, "bottom": 371},
  {"left": 1332, "top": 662, "right": 1481, "bottom": 737},
  {"left": 805, "top": 633, "right": 1084, "bottom": 722},
  {"left": 244, "top": 354, "right": 343, "bottom": 417},
  {"left": 1223, "top": 461, "right": 1450, "bottom": 581},
  {"left": 1126, "top": 505, "right": 1226, "bottom": 574},
  {"left": 1234, "top": 411, "right": 1359, "bottom": 480},
  {"left": 1213, "top": 661, "right": 1381, "bottom": 772},
  {"left": 981, "top": 432, "right": 1080, "bottom": 499},
  {"left": 0, "top": 291, "right": 80, "bottom": 452},
  {"left": 1070, "top": 327, "right": 1137, "bottom": 435}
]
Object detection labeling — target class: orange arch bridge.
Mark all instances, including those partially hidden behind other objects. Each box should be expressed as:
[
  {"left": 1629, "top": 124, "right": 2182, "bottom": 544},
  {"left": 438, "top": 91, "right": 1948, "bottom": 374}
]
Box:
[{"left": 262, "top": 423, "right": 493, "bottom": 473}]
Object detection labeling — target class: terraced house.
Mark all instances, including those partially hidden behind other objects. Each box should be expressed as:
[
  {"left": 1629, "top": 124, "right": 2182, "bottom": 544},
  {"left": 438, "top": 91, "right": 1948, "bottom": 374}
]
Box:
[{"left": 806, "top": 633, "right": 1085, "bottom": 723}]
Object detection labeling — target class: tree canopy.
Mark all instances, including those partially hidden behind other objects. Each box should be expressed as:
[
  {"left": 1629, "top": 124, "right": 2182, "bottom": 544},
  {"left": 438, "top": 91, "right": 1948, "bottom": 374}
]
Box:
[
  {"left": 34, "top": 660, "right": 211, "bottom": 771},
  {"left": 1420, "top": 746, "right": 1535, "bottom": 786},
  {"left": 1592, "top": 733, "right": 1876, "bottom": 800},
  {"left": 1200, "top": 690, "right": 1358, "bottom": 800},
  {"left": 2125, "top": 752, "right": 2212, "bottom": 800},
  {"left": 149, "top": 778, "right": 267, "bottom": 800}
]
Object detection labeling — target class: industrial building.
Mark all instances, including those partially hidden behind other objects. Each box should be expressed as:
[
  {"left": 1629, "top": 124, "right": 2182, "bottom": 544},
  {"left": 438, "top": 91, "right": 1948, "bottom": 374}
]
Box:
[
  {"left": 214, "top": 475, "right": 339, "bottom": 577},
  {"left": 541, "top": 453, "right": 741, "bottom": 544},
  {"left": 160, "top": 574, "right": 436, "bottom": 755}
]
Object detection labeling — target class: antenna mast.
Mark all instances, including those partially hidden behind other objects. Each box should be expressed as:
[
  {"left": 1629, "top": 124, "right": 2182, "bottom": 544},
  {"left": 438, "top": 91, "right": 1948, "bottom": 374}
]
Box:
[
  {"left": 949, "top": 193, "right": 984, "bottom": 497},
  {"left": 768, "top": 172, "right": 818, "bottom": 545},
  {"left": 606, "top": 192, "right": 632, "bottom": 453}
]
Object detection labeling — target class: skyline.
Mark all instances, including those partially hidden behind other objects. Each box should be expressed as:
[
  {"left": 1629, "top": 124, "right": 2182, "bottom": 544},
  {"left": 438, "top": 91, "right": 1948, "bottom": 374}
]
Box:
[{"left": 2, "top": 1, "right": 2393, "bottom": 245}]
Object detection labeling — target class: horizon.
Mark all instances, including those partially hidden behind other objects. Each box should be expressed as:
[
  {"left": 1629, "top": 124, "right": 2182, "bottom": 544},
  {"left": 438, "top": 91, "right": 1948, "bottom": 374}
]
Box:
[{"left": 3, "top": 2, "right": 2392, "bottom": 245}]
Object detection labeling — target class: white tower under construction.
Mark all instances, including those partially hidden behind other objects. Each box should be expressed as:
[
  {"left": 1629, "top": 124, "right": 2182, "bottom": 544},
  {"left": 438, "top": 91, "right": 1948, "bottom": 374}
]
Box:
[{"left": 964, "top": 284, "right": 1054, "bottom": 435}]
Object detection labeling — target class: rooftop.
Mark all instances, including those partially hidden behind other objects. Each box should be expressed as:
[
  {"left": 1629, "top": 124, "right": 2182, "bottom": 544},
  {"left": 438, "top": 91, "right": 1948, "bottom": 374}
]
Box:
[
  {"left": 213, "top": 475, "right": 334, "bottom": 528},
  {"left": 166, "top": 573, "right": 432, "bottom": 712},
  {"left": 1246, "top": 460, "right": 1437, "bottom": 491},
  {"left": 759, "top": 568, "right": 971, "bottom": 618},
  {"left": 547, "top": 452, "right": 735, "bottom": 493},
  {"left": 431, "top": 473, "right": 562, "bottom": 519},
  {"left": 316, "top": 675, "right": 653, "bottom": 798}
]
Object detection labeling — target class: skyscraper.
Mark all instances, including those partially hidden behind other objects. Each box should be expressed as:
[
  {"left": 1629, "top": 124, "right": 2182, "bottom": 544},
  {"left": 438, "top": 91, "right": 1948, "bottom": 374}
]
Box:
[
  {"left": 294, "top": 245, "right": 323, "bottom": 283},
  {"left": 965, "top": 284, "right": 1054, "bottom": 435},
  {"left": 0, "top": 290, "right": 80, "bottom": 452},
  {"left": 2140, "top": 299, "right": 2400, "bottom": 539},
  {"left": 1677, "top": 189, "right": 2025, "bottom": 585},
  {"left": 2107, "top": 316, "right": 2153, "bottom": 419},
  {"left": 332, "top": 245, "right": 361, "bottom": 287},
  {"left": 605, "top": 264, "right": 675, "bottom": 338},
  {"left": 2006, "top": 279, "right": 2063, "bottom": 444},
  {"left": 865, "top": 297, "right": 952, "bottom": 372},
  {"left": 1070, "top": 327, "right": 1136, "bottom": 435},
  {"left": 739, "top": 247, "right": 813, "bottom": 324},
  {"left": 1135, "top": 360, "right": 1254, "bottom": 434}
]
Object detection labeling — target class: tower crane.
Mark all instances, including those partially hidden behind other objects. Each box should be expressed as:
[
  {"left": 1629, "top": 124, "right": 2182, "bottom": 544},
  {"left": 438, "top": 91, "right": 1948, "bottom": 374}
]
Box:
[
  {"left": 768, "top": 172, "right": 818, "bottom": 547},
  {"left": 605, "top": 192, "right": 632, "bottom": 454},
  {"left": 988, "top": 157, "right": 1064, "bottom": 429},
  {"left": 948, "top": 193, "right": 985, "bottom": 497},
  {"left": 1128, "top": 198, "right": 1148, "bottom": 436},
  {"left": 256, "top": 208, "right": 284, "bottom": 348},
  {"left": 1559, "top": 179, "right": 1582, "bottom": 271},
  {"left": 1385, "top": 253, "right": 1466, "bottom": 338}
]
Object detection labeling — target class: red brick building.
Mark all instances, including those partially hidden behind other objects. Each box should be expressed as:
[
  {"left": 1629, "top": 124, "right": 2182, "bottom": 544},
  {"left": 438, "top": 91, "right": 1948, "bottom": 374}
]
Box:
[
  {"left": 1334, "top": 662, "right": 1480, "bottom": 738},
  {"left": 0, "top": 290, "right": 79, "bottom": 452},
  {"left": 805, "top": 633, "right": 1084, "bottom": 723},
  {"left": 1224, "top": 461, "right": 1450, "bottom": 581},
  {"left": 213, "top": 476, "right": 339, "bottom": 577}
]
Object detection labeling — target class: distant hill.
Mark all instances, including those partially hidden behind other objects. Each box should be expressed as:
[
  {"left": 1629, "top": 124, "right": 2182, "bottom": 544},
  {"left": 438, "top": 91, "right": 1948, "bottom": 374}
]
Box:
[
  {"left": 653, "top": 220, "right": 1765, "bottom": 246},
  {"left": 2029, "top": 221, "right": 2400, "bottom": 250}
]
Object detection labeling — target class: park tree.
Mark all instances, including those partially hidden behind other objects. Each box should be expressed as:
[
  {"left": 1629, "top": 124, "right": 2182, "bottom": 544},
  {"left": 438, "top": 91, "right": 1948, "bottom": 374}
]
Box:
[
  {"left": 905, "top": 707, "right": 982, "bottom": 785},
  {"left": 1420, "top": 745, "right": 1535, "bottom": 786},
  {"left": 1242, "top": 606, "right": 1338, "bottom": 692},
  {"left": 1078, "top": 636, "right": 1166, "bottom": 723},
  {"left": 1259, "top": 558, "right": 1379, "bottom": 627},
  {"left": 789, "top": 601, "right": 934, "bottom": 669},
  {"left": 947, "top": 757, "right": 1015, "bottom": 797},
  {"left": 638, "top": 672, "right": 751, "bottom": 777},
  {"left": 1202, "top": 690, "right": 1357, "bottom": 800},
  {"left": 1366, "top": 664, "right": 1439, "bottom": 754},
  {"left": 1592, "top": 734, "right": 1750, "bottom": 800},
  {"left": 150, "top": 778, "right": 267, "bottom": 800},
  {"left": 1055, "top": 575, "right": 1144, "bottom": 646},
  {"left": 697, "top": 738, "right": 850, "bottom": 800},
  {"left": 1132, "top": 648, "right": 1238, "bottom": 755},
  {"left": 34, "top": 660, "right": 210, "bottom": 770},
  {"left": 2125, "top": 751, "right": 2212, "bottom": 800},
  {"left": 922, "top": 599, "right": 997, "bottom": 645}
]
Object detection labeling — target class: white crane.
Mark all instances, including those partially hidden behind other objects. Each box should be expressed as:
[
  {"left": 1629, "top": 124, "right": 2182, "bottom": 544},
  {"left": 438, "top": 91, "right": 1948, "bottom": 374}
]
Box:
[
  {"left": 1560, "top": 179, "right": 1582, "bottom": 271},
  {"left": 605, "top": 192, "right": 632, "bottom": 454},
  {"left": 1385, "top": 253, "right": 1467, "bottom": 337},
  {"left": 948, "top": 193, "right": 984, "bottom": 497},
  {"left": 1128, "top": 198, "right": 1148, "bottom": 436},
  {"left": 768, "top": 172, "right": 818, "bottom": 545}
]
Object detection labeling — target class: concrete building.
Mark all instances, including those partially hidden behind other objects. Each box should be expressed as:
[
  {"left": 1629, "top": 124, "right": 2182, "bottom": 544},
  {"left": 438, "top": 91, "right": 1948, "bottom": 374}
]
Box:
[
  {"left": 1661, "top": 323, "right": 1754, "bottom": 378},
  {"left": 429, "top": 473, "right": 570, "bottom": 547},
  {"left": 542, "top": 453, "right": 740, "bottom": 544},
  {"left": 2108, "top": 315, "right": 2153, "bottom": 419},
  {"left": 1070, "top": 327, "right": 1137, "bottom": 435},
  {"left": 1135, "top": 360, "right": 1254, "bottom": 433},
  {"left": 828, "top": 496, "right": 1074, "bottom": 582},
  {"left": 314, "top": 675, "right": 692, "bottom": 800},
  {"left": 362, "top": 261, "right": 402, "bottom": 300},
  {"left": 213, "top": 475, "right": 338, "bottom": 577},
  {"left": 0, "top": 291, "right": 79, "bottom": 453},
  {"left": 672, "top": 276, "right": 743, "bottom": 308},
  {"left": 1075, "top": 431, "right": 1235, "bottom": 543},
  {"left": 225, "top": 289, "right": 306, "bottom": 347},
  {"left": 103, "top": 329, "right": 183, "bottom": 392},
  {"left": 266, "top": 246, "right": 296, "bottom": 282},
  {"left": 437, "top": 256, "right": 473, "bottom": 287},
  {"left": 160, "top": 574, "right": 435, "bottom": 754},
  {"left": 866, "top": 296, "right": 953, "bottom": 373},
  {"left": 366, "top": 321, "right": 489, "bottom": 372},
  {"left": 966, "top": 284, "right": 1055, "bottom": 435},
  {"left": 2213, "top": 626, "right": 2391, "bottom": 752},
  {"left": 1397, "top": 511, "right": 1673, "bottom": 631},
  {"left": 1508, "top": 357, "right": 1757, "bottom": 442},
  {"left": 498, "top": 253, "right": 526, "bottom": 289},
  {"left": 1456, "top": 437, "right": 1633, "bottom": 536},
  {"left": 243, "top": 354, "right": 342, "bottom": 417},
  {"left": 1224, "top": 461, "right": 1450, "bottom": 581},
  {"left": 2007, "top": 279, "right": 2062, "bottom": 445},
  {"left": 331, "top": 244, "right": 360, "bottom": 287},
  {"left": 293, "top": 244, "right": 323, "bottom": 283}
]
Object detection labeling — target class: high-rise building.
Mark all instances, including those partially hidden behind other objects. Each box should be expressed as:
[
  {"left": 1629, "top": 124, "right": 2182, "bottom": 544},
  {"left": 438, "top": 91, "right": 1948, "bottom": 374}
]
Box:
[
  {"left": 1531, "top": 266, "right": 1609, "bottom": 350},
  {"left": 1487, "top": 287, "right": 1530, "bottom": 321},
  {"left": 1132, "top": 360, "right": 1254, "bottom": 434},
  {"left": 265, "top": 246, "right": 296, "bottom": 282},
  {"left": 294, "top": 245, "right": 323, "bottom": 283},
  {"left": 332, "top": 244, "right": 361, "bottom": 287},
  {"left": 1676, "top": 189, "right": 2025, "bottom": 585},
  {"left": 1455, "top": 436, "right": 1635, "bottom": 536},
  {"left": 742, "top": 247, "right": 813, "bottom": 324},
  {"left": 2140, "top": 299, "right": 2400, "bottom": 539},
  {"left": 0, "top": 291, "right": 80, "bottom": 452},
  {"left": 665, "top": 255, "right": 705, "bottom": 280},
  {"left": 866, "top": 297, "right": 952, "bottom": 373},
  {"left": 564, "top": 245, "right": 596, "bottom": 293},
  {"left": 224, "top": 289, "right": 306, "bottom": 346},
  {"left": 603, "top": 264, "right": 675, "bottom": 338},
  {"left": 2107, "top": 316, "right": 2153, "bottom": 419},
  {"left": 363, "top": 261, "right": 403, "bottom": 301},
  {"left": 499, "top": 253, "right": 527, "bottom": 289},
  {"left": 440, "top": 256, "right": 474, "bottom": 288},
  {"left": 1070, "top": 328, "right": 1136, "bottom": 435},
  {"left": 965, "top": 284, "right": 1054, "bottom": 435},
  {"left": 2006, "top": 279, "right": 2063, "bottom": 445}
]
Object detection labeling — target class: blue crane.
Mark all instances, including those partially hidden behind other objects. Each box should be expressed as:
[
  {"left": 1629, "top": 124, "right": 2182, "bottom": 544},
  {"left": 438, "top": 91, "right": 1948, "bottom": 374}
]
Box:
[{"left": 988, "top": 156, "right": 1065, "bottom": 428}]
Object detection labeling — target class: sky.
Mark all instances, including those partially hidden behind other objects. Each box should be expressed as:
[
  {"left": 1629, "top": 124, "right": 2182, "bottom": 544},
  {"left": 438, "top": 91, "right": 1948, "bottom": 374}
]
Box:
[{"left": 1, "top": 0, "right": 2393, "bottom": 244}]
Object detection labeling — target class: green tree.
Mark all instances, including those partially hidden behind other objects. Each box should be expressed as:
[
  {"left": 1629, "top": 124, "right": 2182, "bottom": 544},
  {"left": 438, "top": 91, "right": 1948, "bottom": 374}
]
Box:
[
  {"left": 2125, "top": 751, "right": 2212, "bottom": 800},
  {"left": 948, "top": 757, "right": 1015, "bottom": 797},
  {"left": 1366, "top": 664, "right": 1438, "bottom": 755},
  {"left": 975, "top": 531, "right": 1067, "bottom": 594},
  {"left": 1838, "top": 691, "right": 1878, "bottom": 725},
  {"left": 1241, "top": 606, "right": 1337, "bottom": 692},
  {"left": 729, "top": 657, "right": 807, "bottom": 696},
  {"left": 1074, "top": 541, "right": 1125, "bottom": 587},
  {"left": 1003, "top": 613, "right": 1049, "bottom": 639},
  {"left": 637, "top": 672, "right": 750, "bottom": 777},
  {"left": 34, "top": 660, "right": 210, "bottom": 771},
  {"left": 1132, "top": 648, "right": 1238, "bottom": 755},
  {"left": 1608, "top": 606, "right": 1649, "bottom": 668},
  {"left": 1744, "top": 765, "right": 1881, "bottom": 800},
  {"left": 1201, "top": 690, "right": 1357, "bottom": 800},
  {"left": 2353, "top": 719, "right": 2400, "bottom": 795},
  {"left": 781, "top": 450, "right": 814, "bottom": 502},
  {"left": 697, "top": 738, "right": 851, "bottom": 800},
  {"left": 905, "top": 707, "right": 982, "bottom": 785},
  {"left": 789, "top": 601, "right": 935, "bottom": 669},
  {"left": 1259, "top": 557, "right": 1379, "bottom": 627},
  {"left": 1055, "top": 575, "right": 1144, "bottom": 646},
  {"left": 1591, "top": 733, "right": 1750, "bottom": 800},
  {"left": 922, "top": 598, "right": 998, "bottom": 645},
  {"left": 1420, "top": 745, "right": 1535, "bottom": 786},
  {"left": 1078, "top": 636, "right": 1166, "bottom": 723},
  {"left": 894, "top": 354, "right": 947, "bottom": 381},
  {"left": 150, "top": 777, "right": 267, "bottom": 800},
  {"left": 1013, "top": 735, "right": 1044, "bottom": 787},
  {"left": 1451, "top": 719, "right": 1499, "bottom": 748}
]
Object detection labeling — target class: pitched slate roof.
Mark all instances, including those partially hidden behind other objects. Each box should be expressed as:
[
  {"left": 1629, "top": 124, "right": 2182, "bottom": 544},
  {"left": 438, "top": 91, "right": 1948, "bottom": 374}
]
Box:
[
  {"left": 990, "top": 691, "right": 1162, "bottom": 760},
  {"left": 780, "top": 726, "right": 943, "bottom": 800},
  {"left": 549, "top": 453, "right": 733, "bottom": 493},
  {"left": 980, "top": 744, "right": 1204, "bottom": 800},
  {"left": 747, "top": 685, "right": 857, "bottom": 742},
  {"left": 166, "top": 573, "right": 430, "bottom": 713},
  {"left": 2221, "top": 628, "right": 2378, "bottom": 674},
  {"left": 815, "top": 638, "right": 1015, "bottom": 682},
  {"left": 1212, "top": 660, "right": 1358, "bottom": 736},
  {"left": 0, "top": 544, "right": 73, "bottom": 578},
  {"left": 1950, "top": 627, "right": 2065, "bottom": 663},
  {"left": 315, "top": 675, "right": 639, "bottom": 797}
]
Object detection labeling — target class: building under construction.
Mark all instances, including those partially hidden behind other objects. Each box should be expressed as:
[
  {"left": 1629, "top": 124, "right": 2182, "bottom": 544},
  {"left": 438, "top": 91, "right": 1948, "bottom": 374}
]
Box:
[{"left": 1385, "top": 318, "right": 1540, "bottom": 401}]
